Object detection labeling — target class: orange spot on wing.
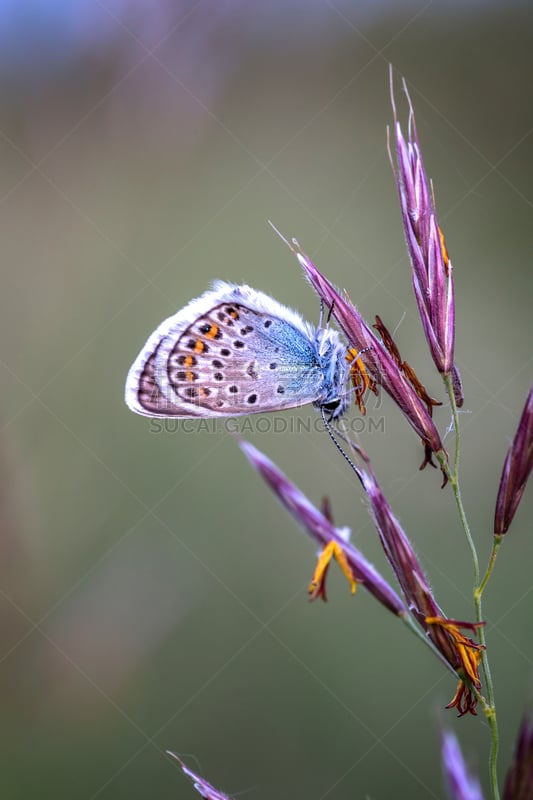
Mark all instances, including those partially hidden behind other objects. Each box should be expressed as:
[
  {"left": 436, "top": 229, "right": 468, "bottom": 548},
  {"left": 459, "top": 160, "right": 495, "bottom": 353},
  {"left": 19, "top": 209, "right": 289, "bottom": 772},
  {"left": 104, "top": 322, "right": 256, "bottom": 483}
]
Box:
[
  {"left": 206, "top": 324, "right": 219, "bottom": 340},
  {"left": 194, "top": 340, "right": 206, "bottom": 353}
]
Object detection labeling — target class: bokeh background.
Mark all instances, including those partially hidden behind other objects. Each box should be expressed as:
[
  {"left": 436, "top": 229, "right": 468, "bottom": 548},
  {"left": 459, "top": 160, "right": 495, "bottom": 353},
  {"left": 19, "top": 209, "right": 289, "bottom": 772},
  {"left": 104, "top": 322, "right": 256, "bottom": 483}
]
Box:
[{"left": 1, "top": 1, "right": 532, "bottom": 798}]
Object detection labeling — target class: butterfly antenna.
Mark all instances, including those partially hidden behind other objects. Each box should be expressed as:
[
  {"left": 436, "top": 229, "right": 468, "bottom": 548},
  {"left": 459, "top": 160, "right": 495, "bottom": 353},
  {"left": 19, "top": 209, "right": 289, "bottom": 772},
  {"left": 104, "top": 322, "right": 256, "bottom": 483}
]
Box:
[
  {"left": 320, "top": 407, "right": 361, "bottom": 478},
  {"left": 325, "top": 299, "right": 335, "bottom": 327}
]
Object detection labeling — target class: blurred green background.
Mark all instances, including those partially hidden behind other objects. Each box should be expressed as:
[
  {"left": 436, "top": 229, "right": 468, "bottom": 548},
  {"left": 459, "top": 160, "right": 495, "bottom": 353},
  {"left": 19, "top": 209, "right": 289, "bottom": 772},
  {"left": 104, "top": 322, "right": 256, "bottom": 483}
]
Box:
[{"left": 0, "top": 2, "right": 532, "bottom": 798}]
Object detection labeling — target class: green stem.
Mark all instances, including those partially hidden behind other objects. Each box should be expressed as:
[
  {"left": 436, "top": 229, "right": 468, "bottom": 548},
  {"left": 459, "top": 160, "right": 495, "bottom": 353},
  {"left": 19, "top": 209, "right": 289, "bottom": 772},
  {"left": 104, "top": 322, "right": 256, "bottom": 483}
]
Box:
[
  {"left": 442, "top": 373, "right": 500, "bottom": 800},
  {"left": 445, "top": 459, "right": 480, "bottom": 587},
  {"left": 478, "top": 536, "right": 503, "bottom": 599}
]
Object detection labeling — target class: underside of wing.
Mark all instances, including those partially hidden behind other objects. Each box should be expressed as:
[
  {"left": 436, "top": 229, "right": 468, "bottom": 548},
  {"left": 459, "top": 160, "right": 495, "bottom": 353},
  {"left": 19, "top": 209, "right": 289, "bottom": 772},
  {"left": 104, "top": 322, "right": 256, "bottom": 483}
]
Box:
[
  {"left": 125, "top": 283, "right": 323, "bottom": 418},
  {"left": 156, "top": 297, "right": 323, "bottom": 417},
  {"left": 125, "top": 334, "right": 205, "bottom": 417}
]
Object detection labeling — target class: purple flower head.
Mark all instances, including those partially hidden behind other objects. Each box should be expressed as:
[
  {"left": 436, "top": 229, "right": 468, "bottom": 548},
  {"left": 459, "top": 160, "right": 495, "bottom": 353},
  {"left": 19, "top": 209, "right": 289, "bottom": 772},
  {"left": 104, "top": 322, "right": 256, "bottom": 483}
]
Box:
[
  {"left": 298, "top": 248, "right": 444, "bottom": 455},
  {"left": 441, "top": 731, "right": 484, "bottom": 800},
  {"left": 241, "top": 438, "right": 483, "bottom": 713},
  {"left": 341, "top": 440, "right": 484, "bottom": 713},
  {"left": 503, "top": 710, "right": 533, "bottom": 800},
  {"left": 389, "top": 68, "right": 457, "bottom": 380},
  {"left": 350, "top": 444, "right": 452, "bottom": 649},
  {"left": 268, "top": 224, "right": 444, "bottom": 459},
  {"left": 451, "top": 365, "right": 465, "bottom": 409},
  {"left": 494, "top": 385, "right": 533, "bottom": 535},
  {"left": 240, "top": 440, "right": 406, "bottom": 616},
  {"left": 167, "top": 752, "right": 232, "bottom": 800}
]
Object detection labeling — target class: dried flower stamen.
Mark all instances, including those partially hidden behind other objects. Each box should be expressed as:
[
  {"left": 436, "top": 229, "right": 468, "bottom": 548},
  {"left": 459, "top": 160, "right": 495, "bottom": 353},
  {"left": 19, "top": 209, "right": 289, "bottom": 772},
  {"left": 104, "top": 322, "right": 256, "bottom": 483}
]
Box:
[
  {"left": 446, "top": 680, "right": 479, "bottom": 718},
  {"left": 309, "top": 540, "right": 357, "bottom": 601},
  {"left": 346, "top": 347, "right": 377, "bottom": 415},
  {"left": 373, "top": 315, "right": 441, "bottom": 417},
  {"left": 426, "top": 616, "right": 485, "bottom": 716}
]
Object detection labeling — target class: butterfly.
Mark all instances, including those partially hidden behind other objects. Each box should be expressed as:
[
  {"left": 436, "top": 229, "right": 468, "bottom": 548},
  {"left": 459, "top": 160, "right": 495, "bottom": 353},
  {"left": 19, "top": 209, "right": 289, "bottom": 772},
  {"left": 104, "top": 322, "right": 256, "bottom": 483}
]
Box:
[{"left": 124, "top": 281, "right": 351, "bottom": 420}]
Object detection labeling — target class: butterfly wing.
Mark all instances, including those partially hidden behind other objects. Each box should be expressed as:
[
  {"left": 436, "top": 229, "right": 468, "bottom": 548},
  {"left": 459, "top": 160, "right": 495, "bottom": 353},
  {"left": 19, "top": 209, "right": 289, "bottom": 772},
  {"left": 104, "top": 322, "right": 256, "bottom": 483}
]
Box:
[{"left": 125, "top": 282, "right": 325, "bottom": 418}]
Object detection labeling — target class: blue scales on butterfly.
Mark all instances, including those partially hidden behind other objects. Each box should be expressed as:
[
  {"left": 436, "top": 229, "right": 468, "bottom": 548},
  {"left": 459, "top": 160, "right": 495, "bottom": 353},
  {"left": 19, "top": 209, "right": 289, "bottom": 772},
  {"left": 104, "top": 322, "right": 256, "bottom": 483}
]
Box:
[{"left": 125, "top": 281, "right": 351, "bottom": 419}]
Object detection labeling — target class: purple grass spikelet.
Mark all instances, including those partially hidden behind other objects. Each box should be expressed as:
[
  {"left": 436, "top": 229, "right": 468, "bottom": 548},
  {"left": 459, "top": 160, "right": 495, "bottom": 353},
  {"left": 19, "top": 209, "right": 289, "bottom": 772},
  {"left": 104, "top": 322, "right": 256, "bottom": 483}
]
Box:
[
  {"left": 389, "top": 67, "right": 458, "bottom": 385},
  {"left": 441, "top": 731, "right": 484, "bottom": 800},
  {"left": 503, "top": 710, "right": 533, "bottom": 800},
  {"left": 240, "top": 440, "right": 406, "bottom": 615},
  {"left": 167, "top": 752, "right": 232, "bottom": 800},
  {"left": 494, "top": 385, "right": 533, "bottom": 536}
]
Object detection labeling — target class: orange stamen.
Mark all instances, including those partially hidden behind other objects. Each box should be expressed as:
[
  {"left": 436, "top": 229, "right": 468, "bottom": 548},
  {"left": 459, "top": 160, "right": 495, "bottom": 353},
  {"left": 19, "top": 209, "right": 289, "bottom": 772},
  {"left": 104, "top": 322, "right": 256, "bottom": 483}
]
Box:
[
  {"left": 309, "top": 540, "right": 357, "bottom": 602},
  {"left": 346, "top": 348, "right": 377, "bottom": 415},
  {"left": 438, "top": 224, "right": 450, "bottom": 273},
  {"left": 426, "top": 616, "right": 485, "bottom": 715}
]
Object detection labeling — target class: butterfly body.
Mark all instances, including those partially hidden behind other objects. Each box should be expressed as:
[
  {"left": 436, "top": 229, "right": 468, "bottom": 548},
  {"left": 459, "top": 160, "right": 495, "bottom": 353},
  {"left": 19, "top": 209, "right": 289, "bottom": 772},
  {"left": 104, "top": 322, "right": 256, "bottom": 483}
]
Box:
[{"left": 125, "top": 281, "right": 350, "bottom": 419}]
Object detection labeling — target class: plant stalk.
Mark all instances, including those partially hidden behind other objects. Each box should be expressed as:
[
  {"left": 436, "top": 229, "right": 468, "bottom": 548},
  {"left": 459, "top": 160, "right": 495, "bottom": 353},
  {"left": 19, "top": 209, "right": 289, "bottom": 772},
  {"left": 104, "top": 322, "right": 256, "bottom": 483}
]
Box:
[{"left": 443, "top": 373, "right": 500, "bottom": 800}]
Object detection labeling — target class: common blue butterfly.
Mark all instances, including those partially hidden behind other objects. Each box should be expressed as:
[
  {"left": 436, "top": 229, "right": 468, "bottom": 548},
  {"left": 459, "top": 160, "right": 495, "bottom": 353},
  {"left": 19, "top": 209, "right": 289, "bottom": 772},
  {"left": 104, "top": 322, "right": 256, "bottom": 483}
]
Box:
[{"left": 124, "top": 281, "right": 351, "bottom": 420}]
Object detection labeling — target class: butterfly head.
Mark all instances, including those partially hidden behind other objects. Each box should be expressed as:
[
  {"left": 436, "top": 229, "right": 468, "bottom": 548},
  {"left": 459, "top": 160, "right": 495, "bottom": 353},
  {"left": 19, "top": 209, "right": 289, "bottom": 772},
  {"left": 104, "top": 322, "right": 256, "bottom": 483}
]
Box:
[{"left": 313, "top": 327, "right": 351, "bottom": 420}]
